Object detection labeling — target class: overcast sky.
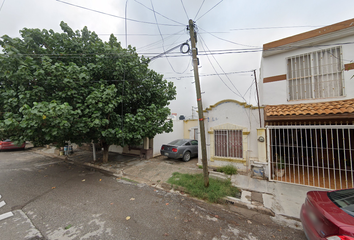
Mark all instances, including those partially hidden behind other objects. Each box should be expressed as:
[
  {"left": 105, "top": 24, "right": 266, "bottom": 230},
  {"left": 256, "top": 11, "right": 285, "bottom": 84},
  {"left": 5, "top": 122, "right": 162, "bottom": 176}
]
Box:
[{"left": 1, "top": 0, "right": 354, "bottom": 118}]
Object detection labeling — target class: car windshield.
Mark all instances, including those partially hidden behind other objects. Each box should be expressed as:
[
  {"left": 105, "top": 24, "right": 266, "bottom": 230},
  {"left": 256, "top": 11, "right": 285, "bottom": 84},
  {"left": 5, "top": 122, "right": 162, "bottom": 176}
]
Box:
[
  {"left": 168, "top": 139, "right": 187, "bottom": 146},
  {"left": 328, "top": 189, "right": 354, "bottom": 218}
]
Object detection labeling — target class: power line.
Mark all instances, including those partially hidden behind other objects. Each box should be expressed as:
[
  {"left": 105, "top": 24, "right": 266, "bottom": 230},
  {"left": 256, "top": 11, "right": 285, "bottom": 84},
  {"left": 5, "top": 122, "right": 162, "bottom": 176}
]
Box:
[
  {"left": 199, "top": 34, "right": 247, "bottom": 102},
  {"left": 198, "top": 35, "right": 243, "bottom": 99},
  {"left": 199, "top": 26, "right": 258, "bottom": 48},
  {"left": 97, "top": 31, "right": 230, "bottom": 36},
  {"left": 243, "top": 80, "right": 255, "bottom": 98},
  {"left": 55, "top": 0, "right": 182, "bottom": 27},
  {"left": 133, "top": 0, "right": 185, "bottom": 26},
  {"left": 4, "top": 41, "right": 354, "bottom": 60},
  {"left": 149, "top": 42, "right": 188, "bottom": 61},
  {"left": 137, "top": 29, "right": 185, "bottom": 52},
  {"left": 0, "top": 0, "right": 6, "bottom": 12},
  {"left": 164, "top": 70, "right": 254, "bottom": 79},
  {"left": 194, "top": 0, "right": 205, "bottom": 20},
  {"left": 200, "top": 32, "right": 253, "bottom": 123},
  {"left": 150, "top": 0, "right": 189, "bottom": 74},
  {"left": 180, "top": 0, "right": 189, "bottom": 20},
  {"left": 147, "top": 41, "right": 354, "bottom": 57},
  {"left": 196, "top": 0, "right": 223, "bottom": 21}
]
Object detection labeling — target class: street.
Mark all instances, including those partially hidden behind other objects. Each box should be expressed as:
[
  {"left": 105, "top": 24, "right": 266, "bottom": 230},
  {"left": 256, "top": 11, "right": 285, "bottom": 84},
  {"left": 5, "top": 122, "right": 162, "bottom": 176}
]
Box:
[{"left": 0, "top": 150, "right": 306, "bottom": 240}]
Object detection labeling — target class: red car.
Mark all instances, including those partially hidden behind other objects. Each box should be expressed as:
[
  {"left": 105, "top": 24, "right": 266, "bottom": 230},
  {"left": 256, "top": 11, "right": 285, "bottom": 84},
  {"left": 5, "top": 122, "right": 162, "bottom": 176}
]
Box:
[
  {"left": 300, "top": 188, "right": 354, "bottom": 240},
  {"left": 0, "top": 139, "right": 26, "bottom": 151}
]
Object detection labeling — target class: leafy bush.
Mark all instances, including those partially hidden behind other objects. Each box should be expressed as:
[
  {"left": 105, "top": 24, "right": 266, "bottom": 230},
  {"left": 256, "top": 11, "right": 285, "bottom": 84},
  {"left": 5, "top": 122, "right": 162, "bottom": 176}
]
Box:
[{"left": 217, "top": 165, "right": 238, "bottom": 175}]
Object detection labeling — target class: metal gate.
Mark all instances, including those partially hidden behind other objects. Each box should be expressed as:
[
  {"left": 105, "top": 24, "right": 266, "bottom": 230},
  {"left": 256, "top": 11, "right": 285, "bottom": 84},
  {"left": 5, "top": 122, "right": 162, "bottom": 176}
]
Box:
[{"left": 267, "top": 125, "right": 354, "bottom": 189}]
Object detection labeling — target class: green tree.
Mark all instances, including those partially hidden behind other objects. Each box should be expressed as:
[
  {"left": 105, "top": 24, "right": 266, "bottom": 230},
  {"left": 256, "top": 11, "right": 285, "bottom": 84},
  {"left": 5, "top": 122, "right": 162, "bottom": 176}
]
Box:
[{"left": 0, "top": 22, "right": 176, "bottom": 162}]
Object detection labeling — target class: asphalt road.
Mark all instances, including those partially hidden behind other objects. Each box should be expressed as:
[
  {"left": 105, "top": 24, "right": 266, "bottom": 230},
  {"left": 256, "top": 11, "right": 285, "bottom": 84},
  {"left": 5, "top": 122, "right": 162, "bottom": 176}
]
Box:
[{"left": 0, "top": 149, "right": 307, "bottom": 240}]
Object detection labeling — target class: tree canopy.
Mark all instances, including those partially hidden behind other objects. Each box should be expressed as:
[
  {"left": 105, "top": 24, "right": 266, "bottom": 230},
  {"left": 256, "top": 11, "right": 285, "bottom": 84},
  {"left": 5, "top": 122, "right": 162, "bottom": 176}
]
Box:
[{"left": 0, "top": 21, "right": 176, "bottom": 162}]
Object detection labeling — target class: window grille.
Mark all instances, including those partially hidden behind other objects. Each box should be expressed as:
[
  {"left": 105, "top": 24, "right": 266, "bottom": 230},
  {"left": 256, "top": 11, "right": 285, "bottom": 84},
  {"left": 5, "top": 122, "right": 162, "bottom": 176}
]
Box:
[
  {"left": 214, "top": 130, "right": 242, "bottom": 158},
  {"left": 287, "top": 47, "right": 344, "bottom": 100}
]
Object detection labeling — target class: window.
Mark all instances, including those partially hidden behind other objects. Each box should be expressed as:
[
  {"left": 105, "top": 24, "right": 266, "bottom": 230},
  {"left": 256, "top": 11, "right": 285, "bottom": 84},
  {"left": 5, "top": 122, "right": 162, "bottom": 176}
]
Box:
[
  {"left": 328, "top": 189, "right": 354, "bottom": 218},
  {"left": 214, "top": 130, "right": 242, "bottom": 158},
  {"left": 191, "top": 140, "right": 198, "bottom": 146},
  {"left": 287, "top": 47, "right": 343, "bottom": 101}
]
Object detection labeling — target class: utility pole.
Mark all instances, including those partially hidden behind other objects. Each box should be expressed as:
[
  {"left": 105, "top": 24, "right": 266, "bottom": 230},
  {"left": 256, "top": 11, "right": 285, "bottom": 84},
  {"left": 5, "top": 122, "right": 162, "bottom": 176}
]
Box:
[
  {"left": 253, "top": 69, "right": 262, "bottom": 128},
  {"left": 188, "top": 19, "right": 209, "bottom": 187}
]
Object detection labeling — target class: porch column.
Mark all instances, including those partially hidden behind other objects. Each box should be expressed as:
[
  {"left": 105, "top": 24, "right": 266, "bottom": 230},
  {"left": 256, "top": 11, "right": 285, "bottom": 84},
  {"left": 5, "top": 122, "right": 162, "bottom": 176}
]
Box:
[
  {"left": 149, "top": 138, "right": 153, "bottom": 149},
  {"left": 257, "top": 128, "right": 267, "bottom": 163}
]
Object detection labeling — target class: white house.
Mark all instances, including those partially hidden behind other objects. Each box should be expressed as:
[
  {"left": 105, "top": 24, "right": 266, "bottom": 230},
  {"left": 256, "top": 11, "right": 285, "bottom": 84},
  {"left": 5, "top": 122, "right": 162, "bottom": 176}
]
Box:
[
  {"left": 197, "top": 99, "right": 265, "bottom": 173},
  {"left": 259, "top": 18, "right": 354, "bottom": 190}
]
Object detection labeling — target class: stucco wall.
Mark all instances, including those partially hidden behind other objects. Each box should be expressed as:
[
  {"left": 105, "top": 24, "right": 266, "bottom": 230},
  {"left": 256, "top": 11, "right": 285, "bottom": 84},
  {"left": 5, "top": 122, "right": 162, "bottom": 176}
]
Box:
[
  {"left": 183, "top": 119, "right": 198, "bottom": 139},
  {"left": 198, "top": 100, "right": 264, "bottom": 172},
  {"left": 152, "top": 120, "right": 184, "bottom": 156},
  {"left": 260, "top": 35, "right": 354, "bottom": 105}
]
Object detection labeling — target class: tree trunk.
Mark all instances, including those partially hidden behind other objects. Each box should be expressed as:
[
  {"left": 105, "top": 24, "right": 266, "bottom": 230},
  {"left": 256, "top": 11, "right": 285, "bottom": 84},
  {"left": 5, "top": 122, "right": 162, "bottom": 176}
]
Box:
[{"left": 102, "top": 143, "right": 109, "bottom": 163}]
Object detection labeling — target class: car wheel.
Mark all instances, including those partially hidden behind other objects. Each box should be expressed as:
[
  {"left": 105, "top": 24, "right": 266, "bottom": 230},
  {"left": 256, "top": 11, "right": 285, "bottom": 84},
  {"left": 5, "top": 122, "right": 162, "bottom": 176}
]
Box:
[{"left": 182, "top": 151, "right": 191, "bottom": 162}]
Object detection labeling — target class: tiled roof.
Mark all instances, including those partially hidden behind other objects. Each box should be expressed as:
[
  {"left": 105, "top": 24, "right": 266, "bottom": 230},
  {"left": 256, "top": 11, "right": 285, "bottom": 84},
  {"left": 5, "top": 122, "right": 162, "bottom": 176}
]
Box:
[{"left": 265, "top": 99, "right": 354, "bottom": 117}]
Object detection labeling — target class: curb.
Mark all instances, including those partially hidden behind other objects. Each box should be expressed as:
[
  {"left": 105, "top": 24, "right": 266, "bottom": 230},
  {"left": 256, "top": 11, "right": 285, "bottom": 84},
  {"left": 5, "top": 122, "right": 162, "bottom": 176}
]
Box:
[{"left": 223, "top": 196, "right": 275, "bottom": 217}]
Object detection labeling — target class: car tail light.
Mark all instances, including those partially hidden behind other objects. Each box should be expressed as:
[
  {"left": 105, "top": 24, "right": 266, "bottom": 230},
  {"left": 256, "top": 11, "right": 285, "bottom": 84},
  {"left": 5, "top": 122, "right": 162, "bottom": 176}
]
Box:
[
  {"left": 327, "top": 236, "right": 354, "bottom": 240},
  {"left": 172, "top": 148, "right": 177, "bottom": 152},
  {"left": 161, "top": 146, "right": 164, "bottom": 150}
]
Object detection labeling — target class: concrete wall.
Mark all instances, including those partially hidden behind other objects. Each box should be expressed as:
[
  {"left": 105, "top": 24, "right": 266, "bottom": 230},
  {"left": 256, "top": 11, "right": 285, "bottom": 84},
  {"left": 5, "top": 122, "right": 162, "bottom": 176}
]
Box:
[
  {"left": 260, "top": 35, "right": 354, "bottom": 106},
  {"left": 152, "top": 120, "right": 184, "bottom": 156},
  {"left": 109, "top": 145, "right": 123, "bottom": 154},
  {"left": 198, "top": 100, "right": 264, "bottom": 172},
  {"left": 109, "top": 120, "right": 185, "bottom": 157}
]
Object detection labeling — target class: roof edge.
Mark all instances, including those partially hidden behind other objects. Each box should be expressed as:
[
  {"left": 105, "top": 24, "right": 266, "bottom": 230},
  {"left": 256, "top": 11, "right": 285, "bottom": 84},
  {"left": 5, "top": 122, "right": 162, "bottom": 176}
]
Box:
[
  {"left": 203, "top": 99, "right": 263, "bottom": 112},
  {"left": 263, "top": 18, "right": 354, "bottom": 51}
]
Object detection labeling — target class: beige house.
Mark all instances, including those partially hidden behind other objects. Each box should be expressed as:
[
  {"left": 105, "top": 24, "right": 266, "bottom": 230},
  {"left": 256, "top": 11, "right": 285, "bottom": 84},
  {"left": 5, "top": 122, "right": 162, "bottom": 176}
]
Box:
[{"left": 198, "top": 99, "right": 265, "bottom": 173}]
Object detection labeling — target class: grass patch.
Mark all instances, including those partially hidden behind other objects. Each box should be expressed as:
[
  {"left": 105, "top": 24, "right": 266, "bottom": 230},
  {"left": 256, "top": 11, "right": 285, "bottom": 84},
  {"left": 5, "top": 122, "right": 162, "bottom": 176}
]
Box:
[
  {"left": 198, "top": 165, "right": 203, "bottom": 169},
  {"left": 217, "top": 165, "right": 237, "bottom": 175},
  {"left": 167, "top": 172, "right": 238, "bottom": 203},
  {"left": 65, "top": 224, "right": 72, "bottom": 230}
]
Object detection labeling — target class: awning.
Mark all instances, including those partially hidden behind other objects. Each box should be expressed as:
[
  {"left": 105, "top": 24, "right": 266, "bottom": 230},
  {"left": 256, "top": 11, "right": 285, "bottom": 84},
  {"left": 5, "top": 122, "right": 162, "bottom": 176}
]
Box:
[{"left": 264, "top": 99, "right": 354, "bottom": 122}]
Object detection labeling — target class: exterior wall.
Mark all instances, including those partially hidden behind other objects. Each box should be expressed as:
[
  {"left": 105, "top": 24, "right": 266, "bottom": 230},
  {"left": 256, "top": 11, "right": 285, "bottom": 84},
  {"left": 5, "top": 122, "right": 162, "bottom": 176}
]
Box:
[
  {"left": 260, "top": 35, "right": 354, "bottom": 106},
  {"left": 152, "top": 120, "right": 184, "bottom": 156},
  {"left": 109, "top": 120, "right": 184, "bottom": 157},
  {"left": 122, "top": 146, "right": 141, "bottom": 155},
  {"left": 109, "top": 145, "right": 123, "bottom": 153},
  {"left": 183, "top": 119, "right": 198, "bottom": 139},
  {"left": 198, "top": 100, "right": 264, "bottom": 172}
]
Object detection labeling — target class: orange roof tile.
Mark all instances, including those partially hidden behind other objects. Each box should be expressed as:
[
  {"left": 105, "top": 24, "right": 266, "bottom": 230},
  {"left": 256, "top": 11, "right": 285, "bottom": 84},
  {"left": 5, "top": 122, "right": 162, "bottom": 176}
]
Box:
[{"left": 265, "top": 99, "right": 354, "bottom": 117}]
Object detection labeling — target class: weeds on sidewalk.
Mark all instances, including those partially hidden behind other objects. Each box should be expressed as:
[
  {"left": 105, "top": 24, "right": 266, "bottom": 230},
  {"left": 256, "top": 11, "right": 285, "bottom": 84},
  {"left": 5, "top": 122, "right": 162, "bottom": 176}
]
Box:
[
  {"left": 120, "top": 177, "right": 138, "bottom": 183},
  {"left": 217, "top": 165, "right": 237, "bottom": 175},
  {"left": 167, "top": 172, "right": 238, "bottom": 203}
]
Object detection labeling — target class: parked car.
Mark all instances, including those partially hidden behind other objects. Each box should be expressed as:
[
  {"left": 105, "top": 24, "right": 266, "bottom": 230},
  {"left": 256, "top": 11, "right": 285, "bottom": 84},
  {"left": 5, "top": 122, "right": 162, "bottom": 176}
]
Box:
[
  {"left": 0, "top": 139, "right": 26, "bottom": 151},
  {"left": 160, "top": 139, "right": 198, "bottom": 162},
  {"left": 300, "top": 188, "right": 354, "bottom": 240}
]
